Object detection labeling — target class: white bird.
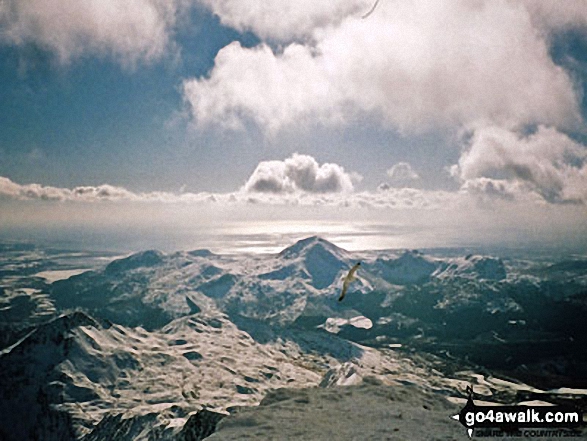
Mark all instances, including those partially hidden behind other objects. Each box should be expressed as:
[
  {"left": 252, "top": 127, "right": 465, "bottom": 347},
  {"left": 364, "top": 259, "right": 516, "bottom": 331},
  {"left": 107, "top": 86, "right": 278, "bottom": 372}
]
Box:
[{"left": 339, "top": 262, "right": 361, "bottom": 302}]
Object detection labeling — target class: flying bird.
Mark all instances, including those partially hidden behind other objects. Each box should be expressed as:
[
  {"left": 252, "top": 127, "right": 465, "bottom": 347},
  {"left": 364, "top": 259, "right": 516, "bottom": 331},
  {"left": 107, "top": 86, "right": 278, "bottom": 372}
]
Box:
[
  {"left": 339, "top": 262, "right": 361, "bottom": 302},
  {"left": 362, "top": 0, "right": 381, "bottom": 19}
]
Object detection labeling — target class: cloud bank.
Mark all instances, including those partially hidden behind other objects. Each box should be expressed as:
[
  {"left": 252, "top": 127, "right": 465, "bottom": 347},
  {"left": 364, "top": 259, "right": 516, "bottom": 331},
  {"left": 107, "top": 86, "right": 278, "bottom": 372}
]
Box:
[
  {"left": 3, "top": 172, "right": 585, "bottom": 253},
  {"left": 2, "top": 141, "right": 586, "bottom": 208},
  {"left": 0, "top": 165, "right": 453, "bottom": 211},
  {"left": 0, "top": 176, "right": 214, "bottom": 203},
  {"left": 2, "top": 142, "right": 586, "bottom": 252}
]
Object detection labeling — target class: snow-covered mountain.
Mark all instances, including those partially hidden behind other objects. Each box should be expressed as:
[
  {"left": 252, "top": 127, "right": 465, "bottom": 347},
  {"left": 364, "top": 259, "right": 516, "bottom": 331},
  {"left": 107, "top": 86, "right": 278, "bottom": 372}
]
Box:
[
  {"left": 0, "top": 308, "right": 325, "bottom": 439},
  {"left": 22, "top": 237, "right": 587, "bottom": 382},
  {"left": 1, "top": 237, "right": 586, "bottom": 439},
  {"left": 47, "top": 237, "right": 511, "bottom": 330}
]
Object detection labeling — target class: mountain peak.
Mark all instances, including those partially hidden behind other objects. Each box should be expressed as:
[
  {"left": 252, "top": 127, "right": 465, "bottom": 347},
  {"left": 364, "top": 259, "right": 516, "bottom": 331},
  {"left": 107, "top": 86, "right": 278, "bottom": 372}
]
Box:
[
  {"left": 33, "top": 311, "right": 100, "bottom": 337},
  {"left": 278, "top": 236, "right": 346, "bottom": 259},
  {"left": 278, "top": 236, "right": 349, "bottom": 289},
  {"left": 7, "top": 311, "right": 100, "bottom": 357},
  {"left": 373, "top": 251, "right": 438, "bottom": 285},
  {"left": 187, "top": 249, "right": 215, "bottom": 258},
  {"left": 105, "top": 250, "right": 165, "bottom": 274}
]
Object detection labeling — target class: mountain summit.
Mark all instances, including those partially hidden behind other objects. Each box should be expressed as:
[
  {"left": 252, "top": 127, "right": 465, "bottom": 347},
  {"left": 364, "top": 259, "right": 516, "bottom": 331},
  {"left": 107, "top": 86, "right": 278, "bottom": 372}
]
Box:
[
  {"left": 278, "top": 236, "right": 347, "bottom": 259},
  {"left": 278, "top": 237, "right": 350, "bottom": 289}
]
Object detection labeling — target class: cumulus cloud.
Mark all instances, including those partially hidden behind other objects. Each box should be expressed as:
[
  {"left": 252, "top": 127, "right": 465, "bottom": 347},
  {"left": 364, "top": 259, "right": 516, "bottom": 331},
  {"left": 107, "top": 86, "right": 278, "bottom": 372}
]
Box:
[
  {"left": 452, "top": 125, "right": 587, "bottom": 203},
  {"left": 0, "top": 0, "right": 181, "bottom": 64},
  {"left": 0, "top": 166, "right": 363, "bottom": 206},
  {"left": 183, "top": 41, "right": 340, "bottom": 133},
  {"left": 184, "top": 0, "right": 580, "bottom": 134},
  {"left": 386, "top": 162, "right": 419, "bottom": 184},
  {"left": 243, "top": 153, "right": 359, "bottom": 194}
]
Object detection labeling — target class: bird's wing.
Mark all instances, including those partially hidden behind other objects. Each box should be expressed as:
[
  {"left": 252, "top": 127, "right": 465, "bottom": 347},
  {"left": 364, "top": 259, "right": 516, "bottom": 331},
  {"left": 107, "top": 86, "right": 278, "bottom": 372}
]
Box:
[
  {"left": 338, "top": 264, "right": 360, "bottom": 302},
  {"left": 348, "top": 263, "right": 361, "bottom": 279},
  {"left": 339, "top": 278, "right": 350, "bottom": 302}
]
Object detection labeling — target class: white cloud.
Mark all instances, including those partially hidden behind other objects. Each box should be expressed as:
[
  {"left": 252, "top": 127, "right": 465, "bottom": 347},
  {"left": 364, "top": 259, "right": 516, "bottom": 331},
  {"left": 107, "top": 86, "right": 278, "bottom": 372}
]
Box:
[
  {"left": 3, "top": 174, "right": 586, "bottom": 253},
  {"left": 0, "top": 0, "right": 181, "bottom": 64},
  {"left": 183, "top": 41, "right": 341, "bottom": 134},
  {"left": 386, "top": 162, "right": 419, "bottom": 184},
  {"left": 184, "top": 0, "right": 580, "bottom": 134},
  {"left": 243, "top": 153, "right": 358, "bottom": 194},
  {"left": 0, "top": 176, "right": 221, "bottom": 203},
  {"left": 0, "top": 176, "right": 137, "bottom": 201},
  {"left": 197, "top": 0, "right": 368, "bottom": 41},
  {"left": 452, "top": 125, "right": 587, "bottom": 203},
  {"left": 185, "top": 0, "right": 587, "bottom": 208}
]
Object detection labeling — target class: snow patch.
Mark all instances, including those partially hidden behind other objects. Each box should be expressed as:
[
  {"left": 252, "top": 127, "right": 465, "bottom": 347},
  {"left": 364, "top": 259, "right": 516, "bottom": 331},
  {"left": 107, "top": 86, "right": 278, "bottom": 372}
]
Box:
[{"left": 319, "top": 316, "right": 373, "bottom": 334}]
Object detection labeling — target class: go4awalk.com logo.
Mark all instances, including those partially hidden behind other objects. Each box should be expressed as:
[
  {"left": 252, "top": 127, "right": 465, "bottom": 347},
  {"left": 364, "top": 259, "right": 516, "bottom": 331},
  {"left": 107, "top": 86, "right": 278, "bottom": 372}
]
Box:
[{"left": 451, "top": 386, "right": 584, "bottom": 438}]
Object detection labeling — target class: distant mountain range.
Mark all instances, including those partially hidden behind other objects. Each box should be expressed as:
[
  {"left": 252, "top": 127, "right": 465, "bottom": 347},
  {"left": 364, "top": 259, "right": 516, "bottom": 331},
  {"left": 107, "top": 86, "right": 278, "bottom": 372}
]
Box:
[{"left": 1, "top": 237, "right": 585, "bottom": 440}]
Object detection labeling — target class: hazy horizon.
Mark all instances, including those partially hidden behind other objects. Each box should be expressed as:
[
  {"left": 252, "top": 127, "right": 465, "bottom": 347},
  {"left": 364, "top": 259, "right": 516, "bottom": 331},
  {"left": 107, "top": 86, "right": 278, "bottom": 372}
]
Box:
[
  {"left": 1, "top": 1, "right": 587, "bottom": 254},
  {"left": 2, "top": 218, "right": 586, "bottom": 257}
]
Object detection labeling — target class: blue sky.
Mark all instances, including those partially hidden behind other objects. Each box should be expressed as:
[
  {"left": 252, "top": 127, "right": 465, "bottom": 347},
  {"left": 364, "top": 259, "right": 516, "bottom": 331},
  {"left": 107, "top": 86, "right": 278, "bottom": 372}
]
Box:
[
  {"left": 1, "top": 0, "right": 587, "bottom": 252},
  {"left": 0, "top": 6, "right": 261, "bottom": 192}
]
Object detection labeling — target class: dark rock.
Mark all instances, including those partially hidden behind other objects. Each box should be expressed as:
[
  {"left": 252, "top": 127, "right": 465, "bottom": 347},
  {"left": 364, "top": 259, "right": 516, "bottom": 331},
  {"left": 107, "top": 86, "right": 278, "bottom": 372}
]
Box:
[
  {"left": 178, "top": 409, "right": 226, "bottom": 441},
  {"left": 183, "top": 351, "right": 203, "bottom": 362}
]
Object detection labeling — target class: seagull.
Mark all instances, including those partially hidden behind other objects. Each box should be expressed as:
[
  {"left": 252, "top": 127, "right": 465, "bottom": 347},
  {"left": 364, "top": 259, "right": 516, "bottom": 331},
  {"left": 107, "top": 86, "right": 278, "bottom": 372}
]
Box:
[
  {"left": 362, "top": 0, "right": 381, "bottom": 19},
  {"left": 339, "top": 262, "right": 361, "bottom": 302}
]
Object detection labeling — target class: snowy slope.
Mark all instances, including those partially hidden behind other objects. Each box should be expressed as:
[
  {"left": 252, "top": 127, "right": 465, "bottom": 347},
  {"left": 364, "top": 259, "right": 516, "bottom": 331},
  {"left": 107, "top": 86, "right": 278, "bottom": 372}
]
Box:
[
  {"left": 0, "top": 309, "right": 328, "bottom": 439},
  {"left": 7, "top": 308, "right": 577, "bottom": 440},
  {"left": 3, "top": 307, "right": 447, "bottom": 440},
  {"left": 206, "top": 381, "right": 463, "bottom": 441}
]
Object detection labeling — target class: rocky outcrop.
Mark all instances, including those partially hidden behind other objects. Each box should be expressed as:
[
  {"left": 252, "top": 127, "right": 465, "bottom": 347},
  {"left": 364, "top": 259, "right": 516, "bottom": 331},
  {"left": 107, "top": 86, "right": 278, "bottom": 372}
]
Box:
[{"left": 178, "top": 409, "right": 227, "bottom": 441}]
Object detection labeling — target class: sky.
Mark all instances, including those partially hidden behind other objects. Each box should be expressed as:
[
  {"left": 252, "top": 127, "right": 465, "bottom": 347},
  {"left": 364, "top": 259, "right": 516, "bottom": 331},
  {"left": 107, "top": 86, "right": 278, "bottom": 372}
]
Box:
[{"left": 1, "top": 0, "right": 587, "bottom": 253}]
